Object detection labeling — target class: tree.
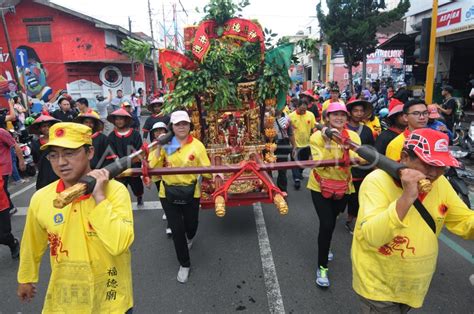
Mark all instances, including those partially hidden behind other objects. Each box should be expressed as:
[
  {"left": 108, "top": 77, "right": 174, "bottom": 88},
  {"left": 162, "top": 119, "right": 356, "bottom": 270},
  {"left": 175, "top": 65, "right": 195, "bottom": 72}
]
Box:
[{"left": 317, "top": 0, "right": 409, "bottom": 92}]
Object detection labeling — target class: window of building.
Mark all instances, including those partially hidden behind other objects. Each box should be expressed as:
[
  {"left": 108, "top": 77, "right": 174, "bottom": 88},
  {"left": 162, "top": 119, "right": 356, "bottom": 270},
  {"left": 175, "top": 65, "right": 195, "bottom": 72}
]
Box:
[{"left": 27, "top": 25, "right": 52, "bottom": 43}]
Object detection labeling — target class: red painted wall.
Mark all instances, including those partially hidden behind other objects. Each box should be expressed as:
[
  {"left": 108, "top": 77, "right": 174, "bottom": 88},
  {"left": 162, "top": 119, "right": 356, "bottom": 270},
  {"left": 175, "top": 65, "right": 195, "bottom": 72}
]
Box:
[{"left": 0, "top": 0, "right": 142, "bottom": 106}]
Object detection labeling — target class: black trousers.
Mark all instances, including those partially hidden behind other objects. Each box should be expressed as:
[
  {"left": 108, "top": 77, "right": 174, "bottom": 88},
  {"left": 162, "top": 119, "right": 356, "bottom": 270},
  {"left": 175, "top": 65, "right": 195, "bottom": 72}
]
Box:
[
  {"left": 160, "top": 197, "right": 200, "bottom": 267},
  {"left": 347, "top": 180, "right": 363, "bottom": 219},
  {"left": 311, "top": 191, "right": 349, "bottom": 268},
  {"left": 117, "top": 177, "right": 143, "bottom": 198},
  {"left": 0, "top": 175, "right": 15, "bottom": 248},
  {"left": 275, "top": 155, "right": 289, "bottom": 192},
  {"left": 2, "top": 175, "right": 13, "bottom": 210}
]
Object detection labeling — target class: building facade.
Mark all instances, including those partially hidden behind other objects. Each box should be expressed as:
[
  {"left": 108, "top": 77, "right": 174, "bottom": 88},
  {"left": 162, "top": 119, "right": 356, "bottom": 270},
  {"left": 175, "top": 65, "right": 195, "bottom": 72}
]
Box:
[{"left": 0, "top": 0, "right": 154, "bottom": 108}]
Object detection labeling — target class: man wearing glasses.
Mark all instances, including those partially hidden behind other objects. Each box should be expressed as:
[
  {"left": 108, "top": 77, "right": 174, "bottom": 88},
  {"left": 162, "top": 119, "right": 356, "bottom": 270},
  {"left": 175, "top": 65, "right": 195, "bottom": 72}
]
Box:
[
  {"left": 17, "top": 123, "right": 135, "bottom": 313},
  {"left": 386, "top": 100, "right": 428, "bottom": 161}
]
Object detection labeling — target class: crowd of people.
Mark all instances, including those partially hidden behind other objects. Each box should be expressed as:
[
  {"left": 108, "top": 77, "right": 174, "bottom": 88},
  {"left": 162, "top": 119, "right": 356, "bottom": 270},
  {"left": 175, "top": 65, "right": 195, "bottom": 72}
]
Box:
[{"left": 0, "top": 81, "right": 471, "bottom": 313}]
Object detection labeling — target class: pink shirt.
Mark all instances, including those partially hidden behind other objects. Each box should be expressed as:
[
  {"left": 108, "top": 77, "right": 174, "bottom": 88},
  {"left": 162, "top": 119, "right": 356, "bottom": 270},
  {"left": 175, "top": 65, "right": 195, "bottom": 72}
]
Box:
[{"left": 0, "top": 129, "right": 16, "bottom": 176}]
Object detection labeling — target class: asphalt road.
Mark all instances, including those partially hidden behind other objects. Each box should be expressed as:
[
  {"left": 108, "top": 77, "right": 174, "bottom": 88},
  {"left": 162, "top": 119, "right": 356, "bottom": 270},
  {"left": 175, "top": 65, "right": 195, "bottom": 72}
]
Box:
[
  {"left": 0, "top": 115, "right": 473, "bottom": 312},
  {"left": 0, "top": 172, "right": 473, "bottom": 313}
]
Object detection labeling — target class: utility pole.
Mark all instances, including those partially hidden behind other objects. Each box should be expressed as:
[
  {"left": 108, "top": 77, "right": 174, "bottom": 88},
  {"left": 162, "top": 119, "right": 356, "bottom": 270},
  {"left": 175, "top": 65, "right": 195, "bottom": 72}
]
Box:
[
  {"left": 325, "top": 44, "right": 331, "bottom": 84},
  {"left": 128, "top": 16, "right": 136, "bottom": 91},
  {"left": 425, "top": 0, "right": 438, "bottom": 104},
  {"left": 0, "top": 6, "right": 27, "bottom": 112},
  {"left": 148, "top": 0, "right": 159, "bottom": 93}
]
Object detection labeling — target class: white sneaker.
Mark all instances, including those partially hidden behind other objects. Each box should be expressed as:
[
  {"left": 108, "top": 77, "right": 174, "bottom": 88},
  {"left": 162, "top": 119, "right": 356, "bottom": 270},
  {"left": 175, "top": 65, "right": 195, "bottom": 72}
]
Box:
[
  {"left": 166, "top": 228, "right": 172, "bottom": 237},
  {"left": 328, "top": 251, "right": 334, "bottom": 262},
  {"left": 162, "top": 213, "right": 167, "bottom": 220},
  {"left": 316, "top": 266, "right": 330, "bottom": 288},
  {"left": 177, "top": 266, "right": 190, "bottom": 283}
]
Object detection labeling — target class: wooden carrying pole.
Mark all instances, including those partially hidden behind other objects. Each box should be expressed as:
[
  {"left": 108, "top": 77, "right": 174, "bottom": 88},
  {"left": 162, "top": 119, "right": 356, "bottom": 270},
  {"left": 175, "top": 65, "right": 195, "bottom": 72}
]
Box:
[{"left": 53, "top": 132, "right": 174, "bottom": 208}]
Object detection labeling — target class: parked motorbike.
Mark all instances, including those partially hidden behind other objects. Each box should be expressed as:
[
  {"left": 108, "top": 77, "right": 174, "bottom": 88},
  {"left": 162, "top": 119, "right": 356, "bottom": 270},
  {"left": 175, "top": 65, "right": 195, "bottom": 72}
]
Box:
[
  {"left": 447, "top": 146, "right": 473, "bottom": 208},
  {"left": 14, "top": 131, "right": 36, "bottom": 177},
  {"left": 460, "top": 121, "right": 474, "bottom": 158}
]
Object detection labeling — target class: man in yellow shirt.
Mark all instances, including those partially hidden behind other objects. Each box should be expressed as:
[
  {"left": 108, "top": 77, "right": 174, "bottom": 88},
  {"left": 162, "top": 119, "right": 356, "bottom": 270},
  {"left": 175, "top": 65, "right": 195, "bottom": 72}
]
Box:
[
  {"left": 386, "top": 99, "right": 428, "bottom": 161},
  {"left": 352, "top": 128, "right": 474, "bottom": 311},
  {"left": 17, "top": 123, "right": 134, "bottom": 313},
  {"left": 322, "top": 86, "right": 345, "bottom": 113},
  {"left": 288, "top": 99, "right": 316, "bottom": 189}
]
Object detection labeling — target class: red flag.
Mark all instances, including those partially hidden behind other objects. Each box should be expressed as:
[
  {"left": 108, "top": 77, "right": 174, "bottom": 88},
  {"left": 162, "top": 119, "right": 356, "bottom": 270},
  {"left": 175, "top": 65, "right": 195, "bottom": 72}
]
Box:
[
  {"left": 158, "top": 49, "right": 197, "bottom": 91},
  {"left": 191, "top": 20, "right": 218, "bottom": 60},
  {"left": 222, "top": 18, "right": 265, "bottom": 56}
]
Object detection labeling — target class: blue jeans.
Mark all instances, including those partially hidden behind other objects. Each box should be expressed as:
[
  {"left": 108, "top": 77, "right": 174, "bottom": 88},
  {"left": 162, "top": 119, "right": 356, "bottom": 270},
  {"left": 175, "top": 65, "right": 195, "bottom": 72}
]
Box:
[{"left": 10, "top": 148, "right": 21, "bottom": 182}]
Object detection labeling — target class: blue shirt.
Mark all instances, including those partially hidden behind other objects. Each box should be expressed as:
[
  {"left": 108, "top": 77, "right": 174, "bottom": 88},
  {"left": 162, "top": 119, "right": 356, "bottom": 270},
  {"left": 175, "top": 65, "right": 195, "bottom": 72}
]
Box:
[{"left": 428, "top": 119, "right": 453, "bottom": 141}]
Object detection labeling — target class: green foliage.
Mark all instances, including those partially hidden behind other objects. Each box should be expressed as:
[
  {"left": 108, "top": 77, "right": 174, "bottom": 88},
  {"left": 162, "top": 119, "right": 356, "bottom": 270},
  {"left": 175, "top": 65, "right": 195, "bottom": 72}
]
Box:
[
  {"left": 165, "top": 39, "right": 262, "bottom": 112},
  {"left": 317, "top": 0, "right": 410, "bottom": 70},
  {"left": 121, "top": 37, "right": 152, "bottom": 63},
  {"left": 200, "top": 0, "right": 250, "bottom": 24},
  {"left": 298, "top": 38, "right": 320, "bottom": 56},
  {"left": 256, "top": 62, "right": 291, "bottom": 103},
  {"left": 164, "top": 0, "right": 294, "bottom": 113}
]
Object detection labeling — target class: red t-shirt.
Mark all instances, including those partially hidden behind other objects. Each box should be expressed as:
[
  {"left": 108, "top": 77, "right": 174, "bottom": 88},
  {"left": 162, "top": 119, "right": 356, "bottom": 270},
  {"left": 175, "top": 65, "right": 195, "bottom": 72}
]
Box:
[
  {"left": 0, "top": 129, "right": 16, "bottom": 176},
  {"left": 0, "top": 175, "right": 10, "bottom": 211}
]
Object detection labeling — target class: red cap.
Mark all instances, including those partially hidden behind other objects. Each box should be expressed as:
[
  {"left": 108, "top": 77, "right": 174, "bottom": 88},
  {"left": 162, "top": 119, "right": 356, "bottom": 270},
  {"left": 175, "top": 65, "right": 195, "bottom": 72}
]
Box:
[
  {"left": 404, "top": 128, "right": 459, "bottom": 167},
  {"left": 28, "top": 115, "right": 60, "bottom": 135},
  {"left": 427, "top": 104, "right": 441, "bottom": 119},
  {"left": 300, "top": 90, "right": 316, "bottom": 100},
  {"left": 387, "top": 104, "right": 404, "bottom": 118},
  {"left": 388, "top": 98, "right": 404, "bottom": 111},
  {"left": 107, "top": 108, "right": 132, "bottom": 124}
]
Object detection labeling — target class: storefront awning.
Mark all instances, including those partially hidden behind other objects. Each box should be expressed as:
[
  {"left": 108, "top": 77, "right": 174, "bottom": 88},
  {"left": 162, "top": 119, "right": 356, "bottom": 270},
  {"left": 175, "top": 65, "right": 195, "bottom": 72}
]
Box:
[{"left": 377, "top": 33, "right": 414, "bottom": 50}]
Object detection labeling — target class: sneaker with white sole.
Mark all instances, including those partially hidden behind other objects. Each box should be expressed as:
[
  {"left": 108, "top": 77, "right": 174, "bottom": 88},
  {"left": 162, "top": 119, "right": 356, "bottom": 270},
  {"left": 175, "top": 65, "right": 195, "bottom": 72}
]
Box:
[
  {"left": 328, "top": 251, "right": 334, "bottom": 262},
  {"left": 162, "top": 213, "right": 167, "bottom": 220},
  {"left": 316, "top": 266, "right": 330, "bottom": 287},
  {"left": 177, "top": 266, "right": 190, "bottom": 283},
  {"left": 166, "top": 228, "right": 172, "bottom": 237}
]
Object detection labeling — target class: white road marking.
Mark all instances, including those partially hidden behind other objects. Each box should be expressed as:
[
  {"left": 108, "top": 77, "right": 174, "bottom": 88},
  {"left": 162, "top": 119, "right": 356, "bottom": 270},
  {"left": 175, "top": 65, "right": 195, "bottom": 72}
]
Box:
[
  {"left": 10, "top": 182, "right": 35, "bottom": 199},
  {"left": 13, "top": 201, "right": 163, "bottom": 216},
  {"left": 253, "top": 203, "right": 285, "bottom": 314}
]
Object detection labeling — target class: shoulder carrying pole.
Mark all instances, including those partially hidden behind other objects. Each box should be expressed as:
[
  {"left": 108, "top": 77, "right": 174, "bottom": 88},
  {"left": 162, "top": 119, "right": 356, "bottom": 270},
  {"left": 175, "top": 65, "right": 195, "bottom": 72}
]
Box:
[
  {"left": 316, "top": 125, "right": 432, "bottom": 192},
  {"left": 53, "top": 131, "right": 174, "bottom": 208}
]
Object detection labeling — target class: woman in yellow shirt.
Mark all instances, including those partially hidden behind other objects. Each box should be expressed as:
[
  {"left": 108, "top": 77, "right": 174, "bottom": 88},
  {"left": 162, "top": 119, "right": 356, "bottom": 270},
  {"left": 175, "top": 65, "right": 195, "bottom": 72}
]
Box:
[
  {"left": 149, "top": 111, "right": 211, "bottom": 284},
  {"left": 307, "top": 102, "right": 361, "bottom": 288}
]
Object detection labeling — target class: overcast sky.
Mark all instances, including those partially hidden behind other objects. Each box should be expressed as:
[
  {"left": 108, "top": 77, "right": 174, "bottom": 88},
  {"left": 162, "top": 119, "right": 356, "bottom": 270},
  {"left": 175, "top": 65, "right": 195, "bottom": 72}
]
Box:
[{"left": 52, "top": 0, "right": 319, "bottom": 47}]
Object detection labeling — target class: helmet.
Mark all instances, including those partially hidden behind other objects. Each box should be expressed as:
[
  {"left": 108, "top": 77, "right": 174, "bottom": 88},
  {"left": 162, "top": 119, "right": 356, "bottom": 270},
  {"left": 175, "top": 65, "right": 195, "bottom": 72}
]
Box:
[
  {"left": 24, "top": 116, "right": 35, "bottom": 127},
  {"left": 378, "top": 108, "right": 389, "bottom": 118}
]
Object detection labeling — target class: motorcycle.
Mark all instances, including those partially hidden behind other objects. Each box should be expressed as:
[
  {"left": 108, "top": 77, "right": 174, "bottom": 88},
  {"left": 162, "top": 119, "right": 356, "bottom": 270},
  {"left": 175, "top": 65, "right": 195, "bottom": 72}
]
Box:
[
  {"left": 460, "top": 121, "right": 474, "bottom": 156},
  {"left": 447, "top": 146, "right": 472, "bottom": 208},
  {"left": 14, "top": 131, "right": 36, "bottom": 177}
]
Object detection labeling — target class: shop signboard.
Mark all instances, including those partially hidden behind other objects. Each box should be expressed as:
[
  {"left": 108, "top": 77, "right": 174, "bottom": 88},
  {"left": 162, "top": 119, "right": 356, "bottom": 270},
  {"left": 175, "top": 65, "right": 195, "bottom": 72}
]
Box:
[{"left": 437, "top": 0, "right": 474, "bottom": 37}]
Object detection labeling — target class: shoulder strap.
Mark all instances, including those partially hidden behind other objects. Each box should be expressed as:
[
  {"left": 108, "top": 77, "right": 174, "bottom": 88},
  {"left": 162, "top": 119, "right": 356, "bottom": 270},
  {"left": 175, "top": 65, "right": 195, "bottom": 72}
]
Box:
[
  {"left": 275, "top": 117, "right": 287, "bottom": 139},
  {"left": 413, "top": 199, "right": 436, "bottom": 234}
]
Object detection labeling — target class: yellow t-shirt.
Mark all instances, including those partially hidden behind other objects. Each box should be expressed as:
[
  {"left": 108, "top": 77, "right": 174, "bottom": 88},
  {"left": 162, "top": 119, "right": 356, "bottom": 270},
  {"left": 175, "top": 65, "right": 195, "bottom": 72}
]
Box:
[
  {"left": 18, "top": 179, "right": 134, "bottom": 313},
  {"left": 385, "top": 132, "right": 407, "bottom": 161},
  {"left": 306, "top": 129, "right": 361, "bottom": 193},
  {"left": 322, "top": 98, "right": 345, "bottom": 112},
  {"left": 352, "top": 169, "right": 474, "bottom": 308},
  {"left": 282, "top": 105, "right": 291, "bottom": 116},
  {"left": 364, "top": 116, "right": 382, "bottom": 138},
  {"left": 149, "top": 136, "right": 211, "bottom": 199},
  {"left": 288, "top": 111, "right": 316, "bottom": 148}
]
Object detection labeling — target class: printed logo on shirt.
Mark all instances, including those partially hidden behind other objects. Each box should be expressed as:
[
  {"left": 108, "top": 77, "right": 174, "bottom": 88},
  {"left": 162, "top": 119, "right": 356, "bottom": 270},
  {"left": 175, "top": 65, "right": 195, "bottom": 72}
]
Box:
[
  {"left": 378, "top": 235, "right": 415, "bottom": 258},
  {"left": 54, "top": 213, "right": 64, "bottom": 225}
]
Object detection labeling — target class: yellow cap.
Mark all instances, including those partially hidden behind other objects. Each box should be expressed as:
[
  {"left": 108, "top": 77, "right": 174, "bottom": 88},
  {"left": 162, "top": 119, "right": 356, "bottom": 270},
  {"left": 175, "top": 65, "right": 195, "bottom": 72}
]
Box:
[{"left": 40, "top": 122, "right": 92, "bottom": 151}]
